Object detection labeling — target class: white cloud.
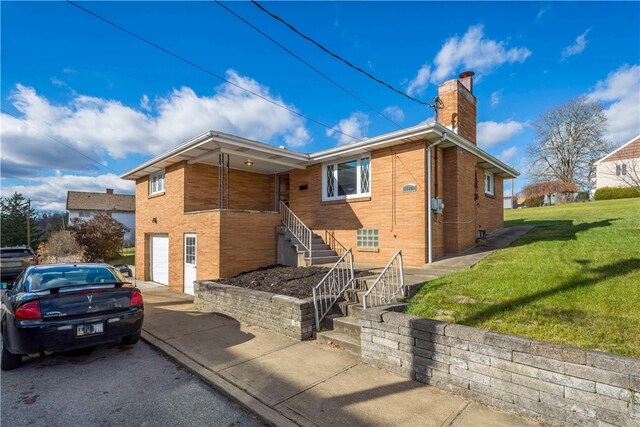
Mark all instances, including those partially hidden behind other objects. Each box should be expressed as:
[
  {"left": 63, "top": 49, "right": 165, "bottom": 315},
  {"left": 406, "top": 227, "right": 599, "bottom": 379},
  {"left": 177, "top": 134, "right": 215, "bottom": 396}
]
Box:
[
  {"left": 561, "top": 28, "right": 591, "bottom": 61},
  {"left": 498, "top": 146, "right": 518, "bottom": 163},
  {"left": 535, "top": 8, "right": 547, "bottom": 22},
  {"left": 477, "top": 120, "right": 525, "bottom": 149},
  {"left": 327, "top": 111, "right": 370, "bottom": 145},
  {"left": 587, "top": 64, "right": 640, "bottom": 144},
  {"left": 491, "top": 90, "right": 503, "bottom": 107},
  {"left": 1, "top": 70, "right": 311, "bottom": 177},
  {"left": 407, "top": 25, "right": 531, "bottom": 95},
  {"left": 0, "top": 173, "right": 134, "bottom": 211},
  {"left": 406, "top": 64, "right": 431, "bottom": 96},
  {"left": 383, "top": 106, "right": 404, "bottom": 122},
  {"left": 140, "top": 95, "right": 152, "bottom": 112}
]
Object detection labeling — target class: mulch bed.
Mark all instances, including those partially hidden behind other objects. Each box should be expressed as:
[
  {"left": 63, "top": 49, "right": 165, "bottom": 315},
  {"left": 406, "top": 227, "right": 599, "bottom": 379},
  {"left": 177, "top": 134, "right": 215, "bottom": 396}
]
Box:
[{"left": 219, "top": 265, "right": 374, "bottom": 299}]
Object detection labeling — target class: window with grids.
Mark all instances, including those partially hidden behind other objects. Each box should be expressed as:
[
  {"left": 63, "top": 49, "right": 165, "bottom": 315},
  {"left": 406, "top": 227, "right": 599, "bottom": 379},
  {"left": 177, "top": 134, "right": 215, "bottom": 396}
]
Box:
[
  {"left": 149, "top": 170, "right": 165, "bottom": 195},
  {"left": 79, "top": 211, "right": 92, "bottom": 218},
  {"left": 356, "top": 228, "right": 379, "bottom": 249},
  {"left": 616, "top": 164, "right": 627, "bottom": 176},
  {"left": 185, "top": 236, "right": 196, "bottom": 265},
  {"left": 485, "top": 171, "right": 494, "bottom": 195},
  {"left": 323, "top": 156, "right": 371, "bottom": 200}
]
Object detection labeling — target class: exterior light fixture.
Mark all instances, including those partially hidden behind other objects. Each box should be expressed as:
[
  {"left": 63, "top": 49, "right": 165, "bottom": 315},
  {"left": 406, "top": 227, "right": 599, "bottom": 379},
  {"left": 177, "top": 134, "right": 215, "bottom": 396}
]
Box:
[{"left": 244, "top": 160, "right": 254, "bottom": 167}]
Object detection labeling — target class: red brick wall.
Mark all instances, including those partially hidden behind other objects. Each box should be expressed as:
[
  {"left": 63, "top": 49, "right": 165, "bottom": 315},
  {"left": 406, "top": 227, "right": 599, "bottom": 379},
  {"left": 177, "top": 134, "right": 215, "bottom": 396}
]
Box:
[
  {"left": 289, "top": 141, "right": 428, "bottom": 266},
  {"left": 438, "top": 79, "right": 477, "bottom": 144},
  {"left": 135, "top": 161, "right": 279, "bottom": 292}
]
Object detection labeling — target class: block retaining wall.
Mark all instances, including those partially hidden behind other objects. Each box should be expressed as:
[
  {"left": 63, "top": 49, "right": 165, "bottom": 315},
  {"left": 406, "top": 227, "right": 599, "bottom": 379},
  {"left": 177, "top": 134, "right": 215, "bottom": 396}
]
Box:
[
  {"left": 359, "top": 307, "right": 640, "bottom": 427},
  {"left": 194, "top": 280, "right": 314, "bottom": 340}
]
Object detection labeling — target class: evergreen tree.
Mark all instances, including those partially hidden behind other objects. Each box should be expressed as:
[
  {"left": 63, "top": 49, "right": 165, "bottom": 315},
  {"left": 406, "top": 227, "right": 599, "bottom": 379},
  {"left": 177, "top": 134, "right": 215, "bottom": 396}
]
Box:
[{"left": 0, "top": 193, "right": 44, "bottom": 248}]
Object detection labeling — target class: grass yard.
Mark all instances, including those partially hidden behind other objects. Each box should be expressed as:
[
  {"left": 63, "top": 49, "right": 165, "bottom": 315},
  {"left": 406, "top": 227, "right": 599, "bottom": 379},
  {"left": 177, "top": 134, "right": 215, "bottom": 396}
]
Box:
[
  {"left": 406, "top": 198, "right": 640, "bottom": 358},
  {"left": 108, "top": 247, "right": 135, "bottom": 266}
]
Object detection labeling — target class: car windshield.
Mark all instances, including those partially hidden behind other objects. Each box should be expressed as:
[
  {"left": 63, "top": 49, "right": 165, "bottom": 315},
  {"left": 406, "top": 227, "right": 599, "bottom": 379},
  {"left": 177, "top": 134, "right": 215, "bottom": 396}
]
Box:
[
  {"left": 1, "top": 249, "right": 34, "bottom": 258},
  {"left": 25, "top": 266, "right": 126, "bottom": 291}
]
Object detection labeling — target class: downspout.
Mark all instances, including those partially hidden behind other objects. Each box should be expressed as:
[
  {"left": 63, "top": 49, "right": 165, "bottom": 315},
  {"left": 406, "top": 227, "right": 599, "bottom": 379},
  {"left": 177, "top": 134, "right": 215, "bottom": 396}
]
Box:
[{"left": 427, "top": 133, "right": 447, "bottom": 264}]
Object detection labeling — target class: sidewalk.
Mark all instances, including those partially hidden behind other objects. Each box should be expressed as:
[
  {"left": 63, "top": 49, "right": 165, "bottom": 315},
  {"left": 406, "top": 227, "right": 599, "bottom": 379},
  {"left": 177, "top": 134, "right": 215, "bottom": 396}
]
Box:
[{"left": 137, "top": 283, "right": 540, "bottom": 427}]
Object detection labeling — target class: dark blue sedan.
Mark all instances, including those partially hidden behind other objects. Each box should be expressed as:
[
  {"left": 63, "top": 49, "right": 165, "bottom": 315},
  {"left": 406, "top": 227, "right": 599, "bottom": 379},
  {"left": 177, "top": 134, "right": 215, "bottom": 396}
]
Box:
[{"left": 1, "top": 263, "right": 144, "bottom": 370}]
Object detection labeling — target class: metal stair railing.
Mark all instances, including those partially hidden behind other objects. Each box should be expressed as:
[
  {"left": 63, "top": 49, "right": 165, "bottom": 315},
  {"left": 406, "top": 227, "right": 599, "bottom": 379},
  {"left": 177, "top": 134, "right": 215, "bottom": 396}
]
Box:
[
  {"left": 312, "top": 249, "right": 355, "bottom": 331},
  {"left": 324, "top": 230, "right": 348, "bottom": 258},
  {"left": 279, "top": 201, "right": 312, "bottom": 260},
  {"left": 362, "top": 250, "right": 405, "bottom": 309}
]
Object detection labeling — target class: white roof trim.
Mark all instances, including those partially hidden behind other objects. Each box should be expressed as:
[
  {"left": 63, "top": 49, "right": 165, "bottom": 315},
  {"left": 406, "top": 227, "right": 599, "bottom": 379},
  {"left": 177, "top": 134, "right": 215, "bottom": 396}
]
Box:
[
  {"left": 121, "top": 123, "right": 519, "bottom": 180},
  {"left": 593, "top": 134, "right": 640, "bottom": 165}
]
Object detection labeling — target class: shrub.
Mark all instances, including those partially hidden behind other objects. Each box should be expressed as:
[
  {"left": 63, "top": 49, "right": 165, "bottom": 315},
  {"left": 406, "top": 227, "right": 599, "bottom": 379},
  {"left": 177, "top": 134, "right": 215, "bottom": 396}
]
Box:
[
  {"left": 41, "top": 230, "right": 83, "bottom": 263},
  {"left": 594, "top": 187, "right": 640, "bottom": 201},
  {"left": 524, "top": 196, "right": 544, "bottom": 207},
  {"left": 68, "top": 213, "right": 128, "bottom": 262}
]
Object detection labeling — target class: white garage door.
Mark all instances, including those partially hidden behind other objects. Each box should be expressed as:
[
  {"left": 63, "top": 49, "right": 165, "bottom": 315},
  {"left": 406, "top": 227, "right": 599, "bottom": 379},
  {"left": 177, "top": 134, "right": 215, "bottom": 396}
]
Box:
[{"left": 150, "top": 235, "right": 169, "bottom": 286}]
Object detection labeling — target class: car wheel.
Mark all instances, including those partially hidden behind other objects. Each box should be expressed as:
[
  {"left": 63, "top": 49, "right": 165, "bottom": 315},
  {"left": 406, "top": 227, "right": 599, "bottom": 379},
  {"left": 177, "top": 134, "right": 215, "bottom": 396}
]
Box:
[
  {"left": 121, "top": 332, "right": 140, "bottom": 346},
  {"left": 1, "top": 340, "right": 22, "bottom": 371}
]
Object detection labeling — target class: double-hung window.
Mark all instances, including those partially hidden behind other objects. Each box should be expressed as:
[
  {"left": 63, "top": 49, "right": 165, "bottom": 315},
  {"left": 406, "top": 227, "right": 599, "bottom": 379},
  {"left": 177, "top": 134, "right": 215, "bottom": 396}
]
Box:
[
  {"left": 485, "top": 171, "right": 494, "bottom": 195},
  {"left": 149, "top": 170, "right": 165, "bottom": 195},
  {"left": 323, "top": 156, "right": 371, "bottom": 201}
]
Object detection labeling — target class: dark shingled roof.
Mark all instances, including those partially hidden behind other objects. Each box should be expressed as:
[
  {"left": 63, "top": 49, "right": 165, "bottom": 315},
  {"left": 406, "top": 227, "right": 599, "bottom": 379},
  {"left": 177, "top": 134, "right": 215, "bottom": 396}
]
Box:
[{"left": 66, "top": 190, "right": 135, "bottom": 212}]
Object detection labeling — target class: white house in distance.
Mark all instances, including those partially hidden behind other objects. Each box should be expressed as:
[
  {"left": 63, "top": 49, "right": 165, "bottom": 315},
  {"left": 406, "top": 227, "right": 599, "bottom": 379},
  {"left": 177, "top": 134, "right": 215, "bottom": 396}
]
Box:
[
  {"left": 594, "top": 135, "right": 640, "bottom": 190},
  {"left": 66, "top": 189, "right": 135, "bottom": 244}
]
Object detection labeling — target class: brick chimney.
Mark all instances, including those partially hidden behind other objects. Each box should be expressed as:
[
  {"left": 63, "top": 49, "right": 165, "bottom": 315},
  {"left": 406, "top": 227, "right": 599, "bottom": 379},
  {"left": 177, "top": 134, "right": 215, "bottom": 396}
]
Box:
[
  {"left": 436, "top": 71, "right": 477, "bottom": 144},
  {"left": 106, "top": 188, "right": 114, "bottom": 194}
]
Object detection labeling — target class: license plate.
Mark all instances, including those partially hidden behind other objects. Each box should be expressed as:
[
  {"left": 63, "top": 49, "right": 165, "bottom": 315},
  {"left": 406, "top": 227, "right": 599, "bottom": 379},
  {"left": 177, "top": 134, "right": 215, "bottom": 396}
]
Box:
[{"left": 76, "top": 322, "right": 104, "bottom": 337}]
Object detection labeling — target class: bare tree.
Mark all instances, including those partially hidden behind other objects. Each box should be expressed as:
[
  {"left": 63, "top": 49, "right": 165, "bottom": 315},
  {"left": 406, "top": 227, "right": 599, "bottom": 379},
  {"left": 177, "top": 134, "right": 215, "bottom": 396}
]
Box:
[{"left": 527, "top": 96, "right": 614, "bottom": 191}]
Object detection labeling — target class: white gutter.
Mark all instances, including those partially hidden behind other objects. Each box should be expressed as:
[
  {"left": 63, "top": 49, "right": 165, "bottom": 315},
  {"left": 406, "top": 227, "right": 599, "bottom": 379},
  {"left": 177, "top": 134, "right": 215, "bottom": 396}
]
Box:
[{"left": 427, "top": 133, "right": 447, "bottom": 264}]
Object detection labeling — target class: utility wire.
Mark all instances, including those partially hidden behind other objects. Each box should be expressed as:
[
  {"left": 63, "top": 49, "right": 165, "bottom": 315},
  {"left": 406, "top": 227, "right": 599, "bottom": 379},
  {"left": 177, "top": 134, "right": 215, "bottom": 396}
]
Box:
[
  {"left": 251, "top": 0, "right": 434, "bottom": 107},
  {"left": 1, "top": 107, "right": 122, "bottom": 175},
  {"left": 66, "top": 0, "right": 366, "bottom": 144},
  {"left": 214, "top": 0, "right": 404, "bottom": 129}
]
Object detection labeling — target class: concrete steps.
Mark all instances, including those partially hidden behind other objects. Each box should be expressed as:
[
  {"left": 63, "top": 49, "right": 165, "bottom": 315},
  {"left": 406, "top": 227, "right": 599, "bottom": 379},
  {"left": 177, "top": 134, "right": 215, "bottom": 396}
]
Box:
[{"left": 315, "top": 329, "right": 361, "bottom": 354}]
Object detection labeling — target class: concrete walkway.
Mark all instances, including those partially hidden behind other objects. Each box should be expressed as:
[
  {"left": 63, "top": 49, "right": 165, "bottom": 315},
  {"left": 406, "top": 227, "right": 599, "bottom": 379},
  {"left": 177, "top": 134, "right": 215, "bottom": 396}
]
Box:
[
  {"left": 352, "top": 226, "right": 534, "bottom": 288},
  {"left": 137, "top": 282, "right": 539, "bottom": 427}
]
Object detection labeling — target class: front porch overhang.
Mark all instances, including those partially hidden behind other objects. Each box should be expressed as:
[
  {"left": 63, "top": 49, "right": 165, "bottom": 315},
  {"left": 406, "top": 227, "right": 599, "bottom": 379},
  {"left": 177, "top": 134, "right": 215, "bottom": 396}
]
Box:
[{"left": 121, "top": 131, "right": 309, "bottom": 180}]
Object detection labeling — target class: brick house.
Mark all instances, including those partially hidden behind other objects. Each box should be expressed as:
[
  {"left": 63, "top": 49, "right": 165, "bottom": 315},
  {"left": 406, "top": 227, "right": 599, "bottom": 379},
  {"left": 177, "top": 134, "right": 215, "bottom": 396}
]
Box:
[
  {"left": 594, "top": 135, "right": 640, "bottom": 190},
  {"left": 122, "top": 73, "right": 519, "bottom": 294}
]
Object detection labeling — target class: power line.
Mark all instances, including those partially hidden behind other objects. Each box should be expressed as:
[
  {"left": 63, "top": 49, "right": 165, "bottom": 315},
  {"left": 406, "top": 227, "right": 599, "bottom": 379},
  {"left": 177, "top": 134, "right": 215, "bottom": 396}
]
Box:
[
  {"left": 1, "top": 107, "right": 122, "bottom": 175},
  {"left": 66, "top": 0, "right": 366, "bottom": 144},
  {"left": 251, "top": 0, "right": 434, "bottom": 107},
  {"left": 213, "top": 0, "right": 405, "bottom": 129}
]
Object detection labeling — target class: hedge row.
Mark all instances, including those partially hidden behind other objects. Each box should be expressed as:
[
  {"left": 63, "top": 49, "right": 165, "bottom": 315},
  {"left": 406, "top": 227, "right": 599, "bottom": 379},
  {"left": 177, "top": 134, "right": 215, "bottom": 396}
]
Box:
[{"left": 594, "top": 186, "right": 640, "bottom": 200}]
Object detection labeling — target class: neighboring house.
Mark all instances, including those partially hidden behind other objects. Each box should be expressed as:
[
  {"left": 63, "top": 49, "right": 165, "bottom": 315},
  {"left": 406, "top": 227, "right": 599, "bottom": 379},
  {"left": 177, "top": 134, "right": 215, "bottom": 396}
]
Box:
[
  {"left": 122, "top": 72, "right": 519, "bottom": 294},
  {"left": 503, "top": 196, "right": 517, "bottom": 210},
  {"left": 594, "top": 135, "right": 640, "bottom": 190},
  {"left": 66, "top": 189, "right": 136, "bottom": 244}
]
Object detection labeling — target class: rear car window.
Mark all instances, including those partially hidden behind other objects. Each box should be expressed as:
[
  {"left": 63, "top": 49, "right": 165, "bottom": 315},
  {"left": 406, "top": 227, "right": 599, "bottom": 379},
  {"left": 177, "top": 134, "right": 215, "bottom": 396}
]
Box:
[
  {"left": 26, "top": 267, "right": 126, "bottom": 291},
  {"left": 1, "top": 249, "right": 35, "bottom": 258}
]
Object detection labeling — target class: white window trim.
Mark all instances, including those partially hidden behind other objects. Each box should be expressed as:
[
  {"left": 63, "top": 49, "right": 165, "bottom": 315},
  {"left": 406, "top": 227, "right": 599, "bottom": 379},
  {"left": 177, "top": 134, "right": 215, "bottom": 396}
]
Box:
[
  {"left": 485, "top": 171, "right": 495, "bottom": 196},
  {"left": 149, "top": 170, "right": 166, "bottom": 195},
  {"left": 322, "top": 156, "right": 371, "bottom": 201}
]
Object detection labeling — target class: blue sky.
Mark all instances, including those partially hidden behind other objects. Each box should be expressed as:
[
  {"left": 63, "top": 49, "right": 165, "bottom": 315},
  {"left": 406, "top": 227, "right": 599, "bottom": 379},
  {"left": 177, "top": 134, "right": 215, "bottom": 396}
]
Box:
[{"left": 2, "top": 1, "right": 639, "bottom": 210}]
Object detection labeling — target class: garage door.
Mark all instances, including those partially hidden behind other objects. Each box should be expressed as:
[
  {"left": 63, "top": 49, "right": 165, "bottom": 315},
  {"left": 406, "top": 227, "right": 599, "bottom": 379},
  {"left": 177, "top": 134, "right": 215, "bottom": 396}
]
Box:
[{"left": 150, "top": 235, "right": 169, "bottom": 286}]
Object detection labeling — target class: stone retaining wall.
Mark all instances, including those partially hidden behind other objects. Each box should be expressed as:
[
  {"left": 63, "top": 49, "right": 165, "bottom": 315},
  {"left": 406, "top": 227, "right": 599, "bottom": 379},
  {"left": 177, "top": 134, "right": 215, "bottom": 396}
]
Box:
[
  {"left": 359, "top": 307, "right": 640, "bottom": 427},
  {"left": 194, "top": 280, "right": 314, "bottom": 340}
]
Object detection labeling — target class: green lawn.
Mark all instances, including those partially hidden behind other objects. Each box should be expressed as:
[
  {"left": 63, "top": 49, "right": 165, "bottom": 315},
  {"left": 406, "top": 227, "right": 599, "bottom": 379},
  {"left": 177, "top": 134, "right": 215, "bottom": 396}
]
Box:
[
  {"left": 406, "top": 198, "right": 640, "bottom": 358},
  {"left": 108, "top": 247, "right": 135, "bottom": 266}
]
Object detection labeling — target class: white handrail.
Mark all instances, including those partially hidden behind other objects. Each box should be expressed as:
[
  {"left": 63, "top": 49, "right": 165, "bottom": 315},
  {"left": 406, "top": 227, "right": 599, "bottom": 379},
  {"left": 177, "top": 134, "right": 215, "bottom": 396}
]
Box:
[
  {"left": 312, "top": 249, "right": 355, "bottom": 331},
  {"left": 279, "top": 201, "right": 312, "bottom": 260},
  {"left": 363, "top": 250, "right": 405, "bottom": 309}
]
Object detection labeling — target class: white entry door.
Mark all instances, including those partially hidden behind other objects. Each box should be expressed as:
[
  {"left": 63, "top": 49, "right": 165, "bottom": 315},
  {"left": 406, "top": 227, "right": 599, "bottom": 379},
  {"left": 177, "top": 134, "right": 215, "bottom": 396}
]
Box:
[
  {"left": 150, "top": 235, "right": 169, "bottom": 286},
  {"left": 184, "top": 234, "right": 197, "bottom": 295}
]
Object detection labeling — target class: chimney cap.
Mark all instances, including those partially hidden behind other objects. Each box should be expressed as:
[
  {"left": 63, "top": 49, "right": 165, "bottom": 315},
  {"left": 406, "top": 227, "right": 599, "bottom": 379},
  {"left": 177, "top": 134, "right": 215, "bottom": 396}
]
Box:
[{"left": 459, "top": 71, "right": 475, "bottom": 79}]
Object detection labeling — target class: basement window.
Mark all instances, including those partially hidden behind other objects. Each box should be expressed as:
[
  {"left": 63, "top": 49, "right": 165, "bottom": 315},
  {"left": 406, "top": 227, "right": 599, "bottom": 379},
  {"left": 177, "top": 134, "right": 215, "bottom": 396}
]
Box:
[
  {"left": 323, "top": 156, "right": 371, "bottom": 201},
  {"left": 149, "top": 170, "right": 165, "bottom": 195},
  {"left": 485, "top": 171, "right": 494, "bottom": 195},
  {"left": 357, "top": 228, "right": 379, "bottom": 249}
]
